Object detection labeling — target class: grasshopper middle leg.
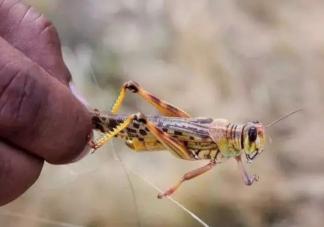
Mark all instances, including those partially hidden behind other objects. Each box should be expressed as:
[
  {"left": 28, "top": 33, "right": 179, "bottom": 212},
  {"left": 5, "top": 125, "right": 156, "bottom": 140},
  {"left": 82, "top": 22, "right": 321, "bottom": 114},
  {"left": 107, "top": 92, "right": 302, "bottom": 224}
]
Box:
[{"left": 157, "top": 161, "right": 217, "bottom": 199}]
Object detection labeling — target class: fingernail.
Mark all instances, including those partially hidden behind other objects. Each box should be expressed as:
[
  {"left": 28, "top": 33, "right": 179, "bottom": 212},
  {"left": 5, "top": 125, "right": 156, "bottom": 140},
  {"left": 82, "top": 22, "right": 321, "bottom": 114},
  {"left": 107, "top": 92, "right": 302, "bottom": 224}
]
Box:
[{"left": 69, "top": 82, "right": 89, "bottom": 107}]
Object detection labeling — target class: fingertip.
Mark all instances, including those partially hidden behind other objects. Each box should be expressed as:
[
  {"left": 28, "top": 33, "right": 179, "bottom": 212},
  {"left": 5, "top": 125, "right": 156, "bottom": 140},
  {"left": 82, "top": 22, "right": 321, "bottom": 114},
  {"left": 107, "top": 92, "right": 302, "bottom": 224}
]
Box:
[
  {"left": 49, "top": 130, "right": 93, "bottom": 164},
  {"left": 69, "top": 137, "right": 92, "bottom": 162}
]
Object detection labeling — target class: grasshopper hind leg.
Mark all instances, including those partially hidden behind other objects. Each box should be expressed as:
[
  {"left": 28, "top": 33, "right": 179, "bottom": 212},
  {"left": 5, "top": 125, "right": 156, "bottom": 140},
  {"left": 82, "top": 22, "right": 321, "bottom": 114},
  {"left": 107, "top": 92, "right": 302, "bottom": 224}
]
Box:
[
  {"left": 111, "top": 81, "right": 190, "bottom": 117},
  {"left": 136, "top": 113, "right": 193, "bottom": 160},
  {"left": 89, "top": 113, "right": 139, "bottom": 151}
]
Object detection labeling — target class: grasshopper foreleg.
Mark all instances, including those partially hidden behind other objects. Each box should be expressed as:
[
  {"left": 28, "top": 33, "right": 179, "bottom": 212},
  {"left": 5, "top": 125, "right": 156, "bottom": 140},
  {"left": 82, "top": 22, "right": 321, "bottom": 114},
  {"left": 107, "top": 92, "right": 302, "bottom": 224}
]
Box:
[
  {"left": 157, "top": 161, "right": 217, "bottom": 199},
  {"left": 235, "top": 156, "right": 259, "bottom": 186}
]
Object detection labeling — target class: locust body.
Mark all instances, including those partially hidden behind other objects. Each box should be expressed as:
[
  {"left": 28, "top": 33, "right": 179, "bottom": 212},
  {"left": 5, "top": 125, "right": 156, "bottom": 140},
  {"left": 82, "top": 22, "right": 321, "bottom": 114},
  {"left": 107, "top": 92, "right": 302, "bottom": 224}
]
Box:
[
  {"left": 90, "top": 81, "right": 266, "bottom": 198},
  {"left": 92, "top": 113, "right": 265, "bottom": 162}
]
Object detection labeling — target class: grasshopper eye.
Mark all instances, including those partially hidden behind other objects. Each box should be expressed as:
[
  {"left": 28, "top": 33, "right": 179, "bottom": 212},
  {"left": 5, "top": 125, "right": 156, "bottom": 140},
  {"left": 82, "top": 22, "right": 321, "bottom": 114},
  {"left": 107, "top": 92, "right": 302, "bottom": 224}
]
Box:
[{"left": 248, "top": 127, "right": 257, "bottom": 142}]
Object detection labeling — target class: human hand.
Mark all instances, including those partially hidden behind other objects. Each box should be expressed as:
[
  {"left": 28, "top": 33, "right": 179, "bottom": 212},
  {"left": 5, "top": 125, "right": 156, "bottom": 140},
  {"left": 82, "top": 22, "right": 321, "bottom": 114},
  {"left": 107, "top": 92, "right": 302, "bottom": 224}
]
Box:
[{"left": 0, "top": 0, "right": 92, "bottom": 205}]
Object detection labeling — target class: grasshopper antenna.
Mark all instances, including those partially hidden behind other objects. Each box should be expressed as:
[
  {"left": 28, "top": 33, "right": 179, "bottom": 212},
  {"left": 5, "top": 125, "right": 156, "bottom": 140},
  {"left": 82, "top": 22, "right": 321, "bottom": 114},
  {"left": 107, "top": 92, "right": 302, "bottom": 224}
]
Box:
[{"left": 266, "top": 108, "right": 303, "bottom": 128}]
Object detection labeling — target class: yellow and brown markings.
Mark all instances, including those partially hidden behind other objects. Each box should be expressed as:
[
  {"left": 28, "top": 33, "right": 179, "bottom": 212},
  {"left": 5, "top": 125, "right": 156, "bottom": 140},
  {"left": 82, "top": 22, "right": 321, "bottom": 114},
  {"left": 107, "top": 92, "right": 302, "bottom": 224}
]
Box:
[
  {"left": 90, "top": 112, "right": 138, "bottom": 150},
  {"left": 208, "top": 119, "right": 245, "bottom": 158},
  {"left": 125, "top": 137, "right": 164, "bottom": 151},
  {"left": 92, "top": 112, "right": 222, "bottom": 160},
  {"left": 90, "top": 81, "right": 271, "bottom": 198}
]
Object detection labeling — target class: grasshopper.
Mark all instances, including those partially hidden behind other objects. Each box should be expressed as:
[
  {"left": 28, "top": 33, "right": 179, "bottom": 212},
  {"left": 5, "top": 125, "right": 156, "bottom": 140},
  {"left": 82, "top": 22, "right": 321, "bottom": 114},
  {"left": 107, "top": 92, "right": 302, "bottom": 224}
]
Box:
[{"left": 89, "top": 81, "right": 299, "bottom": 198}]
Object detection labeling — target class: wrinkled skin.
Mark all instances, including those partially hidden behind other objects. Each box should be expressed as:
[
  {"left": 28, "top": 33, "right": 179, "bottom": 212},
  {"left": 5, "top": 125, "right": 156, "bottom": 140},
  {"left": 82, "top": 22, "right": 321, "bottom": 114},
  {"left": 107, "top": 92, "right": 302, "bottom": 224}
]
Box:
[{"left": 0, "top": 0, "right": 92, "bottom": 205}]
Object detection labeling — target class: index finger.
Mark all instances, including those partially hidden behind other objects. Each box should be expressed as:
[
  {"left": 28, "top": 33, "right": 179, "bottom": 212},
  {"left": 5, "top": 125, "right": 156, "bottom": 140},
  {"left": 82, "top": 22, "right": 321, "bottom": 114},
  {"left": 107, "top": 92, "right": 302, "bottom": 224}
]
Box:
[{"left": 0, "top": 37, "right": 92, "bottom": 164}]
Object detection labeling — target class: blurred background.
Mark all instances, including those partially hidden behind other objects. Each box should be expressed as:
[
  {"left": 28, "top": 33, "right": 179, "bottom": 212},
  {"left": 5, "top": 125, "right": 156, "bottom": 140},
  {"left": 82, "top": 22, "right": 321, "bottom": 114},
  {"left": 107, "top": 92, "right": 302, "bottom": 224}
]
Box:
[{"left": 1, "top": 0, "right": 324, "bottom": 226}]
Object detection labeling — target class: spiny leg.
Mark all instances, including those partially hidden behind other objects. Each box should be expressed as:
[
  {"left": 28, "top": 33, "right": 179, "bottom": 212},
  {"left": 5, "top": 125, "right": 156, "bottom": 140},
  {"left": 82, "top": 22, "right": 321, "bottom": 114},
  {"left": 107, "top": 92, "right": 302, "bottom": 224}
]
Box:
[
  {"left": 89, "top": 113, "right": 138, "bottom": 150},
  {"left": 235, "top": 155, "right": 259, "bottom": 186},
  {"left": 157, "top": 161, "right": 217, "bottom": 199},
  {"left": 111, "top": 81, "right": 190, "bottom": 117}
]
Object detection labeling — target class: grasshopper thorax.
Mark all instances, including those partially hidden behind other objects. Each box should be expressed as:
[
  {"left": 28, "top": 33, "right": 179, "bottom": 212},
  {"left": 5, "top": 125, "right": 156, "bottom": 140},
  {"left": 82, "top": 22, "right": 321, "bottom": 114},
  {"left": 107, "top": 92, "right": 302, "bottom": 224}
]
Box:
[{"left": 241, "top": 121, "right": 265, "bottom": 162}]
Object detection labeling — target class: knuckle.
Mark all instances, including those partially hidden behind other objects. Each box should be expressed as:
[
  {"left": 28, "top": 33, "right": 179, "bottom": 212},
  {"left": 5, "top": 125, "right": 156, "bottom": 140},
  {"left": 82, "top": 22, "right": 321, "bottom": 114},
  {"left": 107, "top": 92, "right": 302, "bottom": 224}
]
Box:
[
  {"left": 134, "top": 112, "right": 147, "bottom": 123},
  {"left": 124, "top": 81, "right": 139, "bottom": 93}
]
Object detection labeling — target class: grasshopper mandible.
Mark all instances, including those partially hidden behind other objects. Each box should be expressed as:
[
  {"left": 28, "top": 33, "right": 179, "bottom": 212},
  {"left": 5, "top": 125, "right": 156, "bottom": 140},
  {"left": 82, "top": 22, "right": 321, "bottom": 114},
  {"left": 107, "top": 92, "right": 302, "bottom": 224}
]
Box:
[{"left": 89, "top": 81, "right": 299, "bottom": 198}]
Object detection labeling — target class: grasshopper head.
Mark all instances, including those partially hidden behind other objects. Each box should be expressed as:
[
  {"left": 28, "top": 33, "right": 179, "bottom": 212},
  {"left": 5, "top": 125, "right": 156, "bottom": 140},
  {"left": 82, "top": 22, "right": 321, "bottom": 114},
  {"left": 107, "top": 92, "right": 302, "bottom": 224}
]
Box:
[{"left": 242, "top": 121, "right": 265, "bottom": 162}]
